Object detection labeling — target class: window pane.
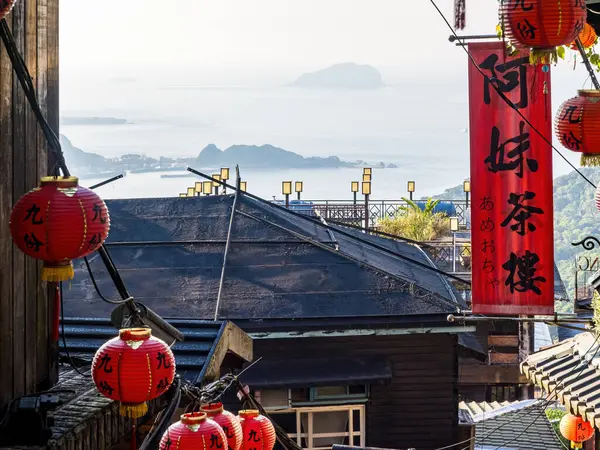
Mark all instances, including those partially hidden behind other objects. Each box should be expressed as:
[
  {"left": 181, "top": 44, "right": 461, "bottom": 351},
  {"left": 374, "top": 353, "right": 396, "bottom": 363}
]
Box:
[
  {"left": 260, "top": 390, "right": 289, "bottom": 408},
  {"left": 314, "top": 386, "right": 347, "bottom": 398},
  {"left": 291, "top": 388, "right": 309, "bottom": 402},
  {"left": 348, "top": 385, "right": 366, "bottom": 395}
]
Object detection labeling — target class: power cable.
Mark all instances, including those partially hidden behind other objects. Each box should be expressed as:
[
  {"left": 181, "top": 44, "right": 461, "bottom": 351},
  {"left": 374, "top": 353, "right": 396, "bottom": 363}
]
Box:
[{"left": 428, "top": 0, "right": 597, "bottom": 189}]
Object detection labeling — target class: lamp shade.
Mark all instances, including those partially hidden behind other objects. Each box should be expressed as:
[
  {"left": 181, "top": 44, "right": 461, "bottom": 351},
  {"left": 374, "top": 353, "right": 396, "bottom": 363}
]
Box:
[
  {"left": 240, "top": 181, "right": 247, "bottom": 192},
  {"left": 187, "top": 187, "right": 195, "bottom": 197},
  {"left": 212, "top": 174, "right": 221, "bottom": 187},
  {"left": 363, "top": 167, "right": 372, "bottom": 175},
  {"left": 351, "top": 181, "right": 359, "bottom": 193},
  {"left": 238, "top": 410, "right": 276, "bottom": 450},
  {"left": 92, "top": 328, "right": 176, "bottom": 418},
  {"left": 463, "top": 180, "right": 471, "bottom": 193},
  {"left": 559, "top": 414, "right": 594, "bottom": 449},
  {"left": 9, "top": 176, "right": 110, "bottom": 282},
  {"left": 450, "top": 217, "right": 460, "bottom": 232},
  {"left": 407, "top": 181, "right": 415, "bottom": 193},
  {"left": 362, "top": 173, "right": 371, "bottom": 182},
  {"left": 362, "top": 181, "right": 371, "bottom": 195},
  {"left": 282, "top": 181, "right": 292, "bottom": 195},
  {"left": 201, "top": 403, "right": 243, "bottom": 450},
  {"left": 295, "top": 181, "right": 303, "bottom": 193},
  {"left": 203, "top": 181, "right": 213, "bottom": 195},
  {"left": 179, "top": 193, "right": 187, "bottom": 198},
  {"left": 499, "top": 0, "right": 586, "bottom": 61},
  {"left": 555, "top": 90, "right": 600, "bottom": 166},
  {"left": 195, "top": 182, "right": 203, "bottom": 193},
  {"left": 160, "top": 412, "right": 228, "bottom": 450},
  {"left": 220, "top": 167, "right": 230, "bottom": 180}
]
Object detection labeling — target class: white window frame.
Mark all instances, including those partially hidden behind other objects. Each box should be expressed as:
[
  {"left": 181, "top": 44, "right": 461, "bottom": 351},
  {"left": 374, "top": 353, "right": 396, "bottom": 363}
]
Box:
[{"left": 267, "top": 404, "right": 366, "bottom": 450}]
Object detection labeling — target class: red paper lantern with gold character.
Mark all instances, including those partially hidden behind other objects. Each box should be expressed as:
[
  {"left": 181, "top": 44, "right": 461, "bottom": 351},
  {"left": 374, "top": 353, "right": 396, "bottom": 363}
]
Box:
[
  {"left": 570, "top": 23, "right": 598, "bottom": 49},
  {"left": 159, "top": 412, "right": 227, "bottom": 450},
  {"left": 9, "top": 176, "right": 110, "bottom": 281},
  {"left": 559, "top": 414, "right": 594, "bottom": 449},
  {"left": 201, "top": 403, "right": 243, "bottom": 450},
  {"left": 92, "top": 328, "right": 176, "bottom": 418},
  {"left": 555, "top": 90, "right": 600, "bottom": 166},
  {"left": 499, "top": 0, "right": 586, "bottom": 62},
  {"left": 238, "top": 410, "right": 276, "bottom": 450},
  {"left": 0, "top": 0, "right": 17, "bottom": 20}
]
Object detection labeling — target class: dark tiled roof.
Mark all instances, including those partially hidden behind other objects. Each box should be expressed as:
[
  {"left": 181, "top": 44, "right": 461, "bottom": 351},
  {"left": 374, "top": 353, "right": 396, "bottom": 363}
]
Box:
[
  {"left": 60, "top": 317, "right": 225, "bottom": 384},
  {"left": 474, "top": 403, "right": 563, "bottom": 450},
  {"left": 63, "top": 195, "right": 464, "bottom": 322}
]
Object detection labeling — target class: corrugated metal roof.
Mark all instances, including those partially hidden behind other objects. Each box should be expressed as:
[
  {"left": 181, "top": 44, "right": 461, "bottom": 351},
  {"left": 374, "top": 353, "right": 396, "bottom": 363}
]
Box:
[
  {"left": 60, "top": 317, "right": 226, "bottom": 384},
  {"left": 62, "top": 195, "right": 465, "bottom": 322}
]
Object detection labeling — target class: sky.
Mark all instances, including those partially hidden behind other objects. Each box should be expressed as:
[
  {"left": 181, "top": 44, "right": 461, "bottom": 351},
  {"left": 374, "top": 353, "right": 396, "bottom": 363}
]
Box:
[{"left": 59, "top": 0, "right": 498, "bottom": 74}]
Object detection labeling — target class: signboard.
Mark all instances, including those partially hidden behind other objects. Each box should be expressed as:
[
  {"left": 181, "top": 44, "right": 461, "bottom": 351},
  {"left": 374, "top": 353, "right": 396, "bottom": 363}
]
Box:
[{"left": 469, "top": 42, "right": 554, "bottom": 315}]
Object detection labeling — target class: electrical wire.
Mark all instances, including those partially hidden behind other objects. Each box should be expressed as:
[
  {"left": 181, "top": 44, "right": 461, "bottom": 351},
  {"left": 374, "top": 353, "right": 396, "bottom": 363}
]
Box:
[
  {"left": 84, "top": 256, "right": 133, "bottom": 305},
  {"left": 59, "top": 281, "right": 91, "bottom": 378},
  {"left": 428, "top": 0, "right": 597, "bottom": 189}
]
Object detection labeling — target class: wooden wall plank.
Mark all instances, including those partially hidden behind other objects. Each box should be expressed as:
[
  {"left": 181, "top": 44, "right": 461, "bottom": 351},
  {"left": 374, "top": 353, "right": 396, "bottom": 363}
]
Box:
[
  {"left": 0, "top": 4, "right": 15, "bottom": 409},
  {"left": 11, "top": 0, "right": 27, "bottom": 401}
]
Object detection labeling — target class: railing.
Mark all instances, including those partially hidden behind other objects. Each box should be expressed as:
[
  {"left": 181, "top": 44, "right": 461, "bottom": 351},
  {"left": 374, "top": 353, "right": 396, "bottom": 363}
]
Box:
[{"left": 287, "top": 199, "right": 471, "bottom": 229}]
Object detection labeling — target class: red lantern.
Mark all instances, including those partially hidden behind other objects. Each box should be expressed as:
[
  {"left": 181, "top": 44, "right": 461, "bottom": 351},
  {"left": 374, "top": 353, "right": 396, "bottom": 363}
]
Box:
[
  {"left": 0, "top": 0, "right": 17, "bottom": 20},
  {"left": 555, "top": 90, "right": 600, "bottom": 166},
  {"left": 499, "top": 0, "right": 586, "bottom": 62},
  {"left": 559, "top": 414, "right": 594, "bottom": 448},
  {"left": 571, "top": 23, "right": 598, "bottom": 49},
  {"left": 159, "top": 412, "right": 227, "bottom": 450},
  {"left": 92, "top": 328, "right": 176, "bottom": 418},
  {"left": 9, "top": 176, "right": 110, "bottom": 281},
  {"left": 238, "top": 410, "right": 276, "bottom": 450},
  {"left": 201, "top": 403, "right": 243, "bottom": 450}
]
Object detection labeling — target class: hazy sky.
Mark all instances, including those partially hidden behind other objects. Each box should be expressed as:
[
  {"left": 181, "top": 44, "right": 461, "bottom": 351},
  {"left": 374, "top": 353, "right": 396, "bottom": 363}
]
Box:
[{"left": 60, "top": 0, "right": 497, "bottom": 72}]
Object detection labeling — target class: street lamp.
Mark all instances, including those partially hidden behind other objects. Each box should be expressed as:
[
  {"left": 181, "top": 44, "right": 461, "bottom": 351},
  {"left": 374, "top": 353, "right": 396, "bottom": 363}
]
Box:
[
  {"left": 351, "top": 181, "right": 359, "bottom": 205},
  {"left": 212, "top": 173, "right": 221, "bottom": 195},
  {"left": 407, "top": 181, "right": 415, "bottom": 201},
  {"left": 463, "top": 180, "right": 471, "bottom": 209},
  {"left": 362, "top": 181, "right": 371, "bottom": 230},
  {"left": 240, "top": 181, "right": 247, "bottom": 192},
  {"left": 450, "top": 216, "right": 459, "bottom": 273},
  {"left": 194, "top": 182, "right": 203, "bottom": 196},
  {"left": 362, "top": 173, "right": 371, "bottom": 182},
  {"left": 282, "top": 181, "right": 292, "bottom": 208},
  {"left": 295, "top": 181, "right": 303, "bottom": 200},
  {"left": 220, "top": 168, "right": 230, "bottom": 194},
  {"left": 187, "top": 187, "right": 195, "bottom": 197},
  {"left": 202, "top": 181, "right": 213, "bottom": 196}
]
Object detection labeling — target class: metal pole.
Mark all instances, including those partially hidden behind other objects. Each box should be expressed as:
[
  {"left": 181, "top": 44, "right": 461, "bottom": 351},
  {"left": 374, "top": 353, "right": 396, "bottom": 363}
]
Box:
[
  {"left": 353, "top": 192, "right": 357, "bottom": 205},
  {"left": 409, "top": 192, "right": 413, "bottom": 201},
  {"left": 214, "top": 186, "right": 219, "bottom": 195},
  {"left": 452, "top": 232, "right": 457, "bottom": 273},
  {"left": 297, "top": 192, "right": 301, "bottom": 201},
  {"left": 365, "top": 194, "right": 370, "bottom": 230},
  {"left": 465, "top": 191, "right": 469, "bottom": 209},
  {"left": 575, "top": 37, "right": 600, "bottom": 90},
  {"left": 285, "top": 193, "right": 289, "bottom": 208}
]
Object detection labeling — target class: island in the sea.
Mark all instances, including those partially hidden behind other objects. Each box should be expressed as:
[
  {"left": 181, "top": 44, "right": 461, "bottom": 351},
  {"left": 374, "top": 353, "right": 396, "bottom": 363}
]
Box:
[
  {"left": 61, "top": 116, "right": 130, "bottom": 126},
  {"left": 290, "top": 62, "right": 385, "bottom": 89},
  {"left": 60, "top": 135, "right": 396, "bottom": 177}
]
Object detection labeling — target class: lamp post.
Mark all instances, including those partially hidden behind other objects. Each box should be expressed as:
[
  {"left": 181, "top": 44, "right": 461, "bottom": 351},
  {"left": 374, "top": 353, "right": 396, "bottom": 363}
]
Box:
[
  {"left": 463, "top": 180, "right": 471, "bottom": 209},
  {"left": 240, "top": 181, "right": 247, "bottom": 192},
  {"left": 295, "top": 181, "right": 303, "bottom": 200},
  {"left": 282, "top": 181, "right": 292, "bottom": 208},
  {"left": 351, "top": 181, "right": 359, "bottom": 205},
  {"left": 194, "top": 182, "right": 203, "bottom": 197},
  {"left": 407, "top": 181, "right": 415, "bottom": 201},
  {"left": 362, "top": 181, "right": 371, "bottom": 230},
  {"left": 202, "top": 181, "right": 213, "bottom": 196},
  {"left": 450, "top": 216, "right": 459, "bottom": 273},
  {"left": 220, "top": 168, "right": 230, "bottom": 194},
  {"left": 212, "top": 173, "right": 221, "bottom": 195}
]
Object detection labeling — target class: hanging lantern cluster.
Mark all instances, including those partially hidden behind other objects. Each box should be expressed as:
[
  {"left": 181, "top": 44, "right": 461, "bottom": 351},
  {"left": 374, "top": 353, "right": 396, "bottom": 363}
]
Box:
[
  {"left": 239, "top": 410, "right": 276, "bottom": 450},
  {"left": 559, "top": 413, "right": 594, "bottom": 448},
  {"left": 160, "top": 408, "right": 275, "bottom": 450},
  {"left": 555, "top": 90, "right": 600, "bottom": 166},
  {"left": 571, "top": 23, "right": 598, "bottom": 49},
  {"left": 0, "top": 0, "right": 17, "bottom": 20},
  {"left": 92, "top": 328, "right": 176, "bottom": 418},
  {"left": 202, "top": 402, "right": 244, "bottom": 450},
  {"left": 160, "top": 412, "right": 227, "bottom": 450},
  {"left": 10, "top": 176, "right": 110, "bottom": 281},
  {"left": 499, "top": 0, "right": 587, "bottom": 63}
]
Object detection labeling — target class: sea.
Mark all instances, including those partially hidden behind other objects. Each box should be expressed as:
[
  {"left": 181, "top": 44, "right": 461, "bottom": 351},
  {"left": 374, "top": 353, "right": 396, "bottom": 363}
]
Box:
[{"left": 62, "top": 66, "right": 585, "bottom": 201}]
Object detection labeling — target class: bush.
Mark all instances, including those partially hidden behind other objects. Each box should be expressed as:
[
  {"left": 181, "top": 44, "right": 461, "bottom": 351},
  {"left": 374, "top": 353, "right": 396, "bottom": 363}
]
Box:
[{"left": 378, "top": 209, "right": 450, "bottom": 241}]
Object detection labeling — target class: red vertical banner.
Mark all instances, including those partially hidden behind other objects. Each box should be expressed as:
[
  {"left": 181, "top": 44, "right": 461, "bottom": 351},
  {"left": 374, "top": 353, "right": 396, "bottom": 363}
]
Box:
[{"left": 469, "top": 42, "right": 554, "bottom": 316}]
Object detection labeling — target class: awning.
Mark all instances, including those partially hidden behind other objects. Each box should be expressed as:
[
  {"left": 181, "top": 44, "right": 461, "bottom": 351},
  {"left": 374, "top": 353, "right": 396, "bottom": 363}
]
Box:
[
  {"left": 521, "top": 331, "right": 600, "bottom": 429},
  {"left": 240, "top": 356, "right": 392, "bottom": 389}
]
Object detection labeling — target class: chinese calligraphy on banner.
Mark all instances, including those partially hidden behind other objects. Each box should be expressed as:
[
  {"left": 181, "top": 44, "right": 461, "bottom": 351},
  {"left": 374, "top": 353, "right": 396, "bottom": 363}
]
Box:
[{"left": 469, "top": 42, "right": 554, "bottom": 315}]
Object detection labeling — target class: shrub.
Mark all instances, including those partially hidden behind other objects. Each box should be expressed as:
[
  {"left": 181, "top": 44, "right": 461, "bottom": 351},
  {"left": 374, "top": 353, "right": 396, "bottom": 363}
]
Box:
[{"left": 378, "top": 209, "right": 450, "bottom": 241}]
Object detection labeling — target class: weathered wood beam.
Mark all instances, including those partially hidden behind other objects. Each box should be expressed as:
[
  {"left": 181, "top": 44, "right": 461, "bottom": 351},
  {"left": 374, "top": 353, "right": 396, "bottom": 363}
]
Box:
[{"left": 203, "top": 321, "right": 253, "bottom": 382}]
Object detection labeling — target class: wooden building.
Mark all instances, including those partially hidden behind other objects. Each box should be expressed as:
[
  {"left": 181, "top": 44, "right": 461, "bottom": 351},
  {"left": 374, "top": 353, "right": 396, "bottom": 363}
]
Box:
[{"left": 62, "top": 195, "right": 485, "bottom": 450}]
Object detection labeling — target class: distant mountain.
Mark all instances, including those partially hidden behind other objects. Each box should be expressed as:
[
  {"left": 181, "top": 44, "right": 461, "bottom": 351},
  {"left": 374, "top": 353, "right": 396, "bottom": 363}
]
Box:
[
  {"left": 290, "top": 63, "right": 385, "bottom": 89},
  {"left": 61, "top": 135, "right": 111, "bottom": 171},
  {"left": 196, "top": 144, "right": 354, "bottom": 169},
  {"left": 61, "top": 117, "right": 129, "bottom": 126}
]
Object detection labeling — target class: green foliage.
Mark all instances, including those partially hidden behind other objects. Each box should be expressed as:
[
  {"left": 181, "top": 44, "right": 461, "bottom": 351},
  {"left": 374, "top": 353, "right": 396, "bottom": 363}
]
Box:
[
  {"left": 545, "top": 409, "right": 570, "bottom": 448},
  {"left": 379, "top": 197, "right": 449, "bottom": 241},
  {"left": 593, "top": 291, "right": 600, "bottom": 332}
]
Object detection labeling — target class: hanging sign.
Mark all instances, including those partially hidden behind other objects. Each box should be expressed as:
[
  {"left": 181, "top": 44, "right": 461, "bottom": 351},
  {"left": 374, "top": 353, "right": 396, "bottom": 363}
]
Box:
[{"left": 468, "top": 41, "right": 554, "bottom": 315}]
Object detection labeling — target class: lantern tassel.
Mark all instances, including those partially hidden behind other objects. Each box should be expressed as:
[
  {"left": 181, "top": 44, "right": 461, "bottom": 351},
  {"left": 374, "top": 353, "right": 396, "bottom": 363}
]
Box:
[
  {"left": 581, "top": 153, "right": 600, "bottom": 167},
  {"left": 120, "top": 402, "right": 148, "bottom": 419},
  {"left": 571, "top": 442, "right": 582, "bottom": 449},
  {"left": 42, "top": 263, "right": 75, "bottom": 282},
  {"left": 530, "top": 48, "right": 558, "bottom": 65}
]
